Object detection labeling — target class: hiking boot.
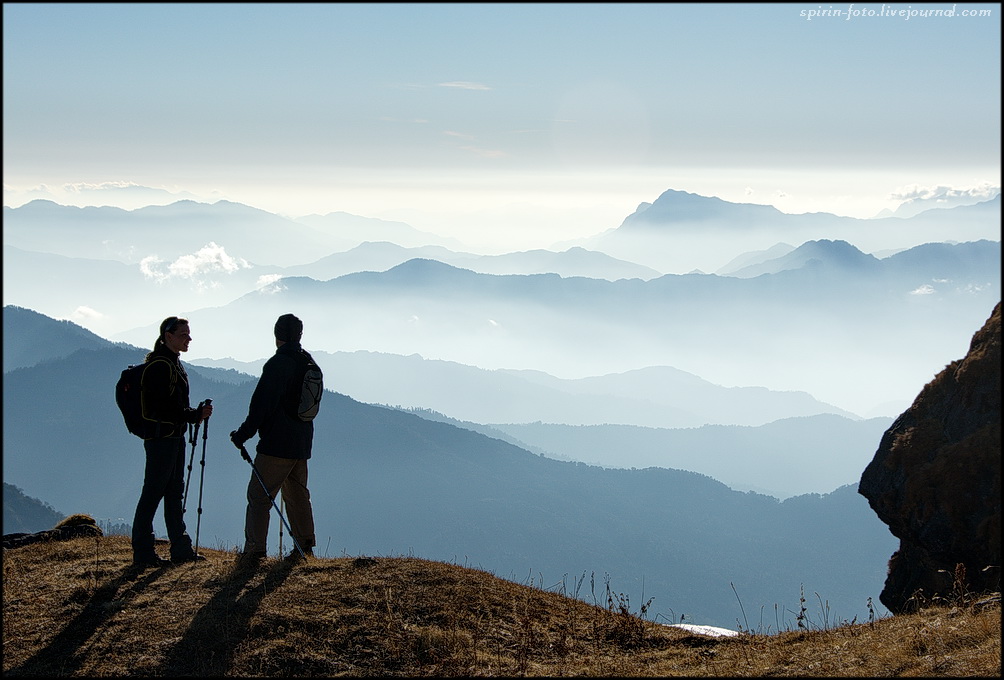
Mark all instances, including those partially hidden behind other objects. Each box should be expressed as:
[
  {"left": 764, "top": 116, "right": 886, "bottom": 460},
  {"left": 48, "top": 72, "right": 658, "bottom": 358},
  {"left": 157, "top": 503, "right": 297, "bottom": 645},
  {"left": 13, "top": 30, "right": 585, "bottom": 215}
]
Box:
[
  {"left": 235, "top": 551, "right": 266, "bottom": 569},
  {"left": 172, "top": 553, "right": 207, "bottom": 564},
  {"left": 133, "top": 555, "right": 172, "bottom": 569},
  {"left": 284, "top": 548, "right": 313, "bottom": 564}
]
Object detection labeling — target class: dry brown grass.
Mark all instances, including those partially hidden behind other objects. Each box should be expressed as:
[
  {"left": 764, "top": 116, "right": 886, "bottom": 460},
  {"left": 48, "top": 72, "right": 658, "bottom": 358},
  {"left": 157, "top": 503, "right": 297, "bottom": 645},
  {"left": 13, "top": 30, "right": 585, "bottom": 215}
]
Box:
[{"left": 3, "top": 535, "right": 1000, "bottom": 677}]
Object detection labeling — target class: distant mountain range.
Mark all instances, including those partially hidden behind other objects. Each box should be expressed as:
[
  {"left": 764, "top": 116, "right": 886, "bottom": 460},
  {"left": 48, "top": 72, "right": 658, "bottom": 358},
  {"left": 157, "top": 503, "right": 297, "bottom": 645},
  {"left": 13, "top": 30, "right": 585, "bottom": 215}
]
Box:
[
  {"left": 715, "top": 242, "right": 796, "bottom": 276},
  {"left": 2, "top": 199, "right": 330, "bottom": 266},
  {"left": 5, "top": 188, "right": 999, "bottom": 275},
  {"left": 4, "top": 305, "right": 889, "bottom": 499},
  {"left": 281, "top": 241, "right": 664, "bottom": 281},
  {"left": 193, "top": 350, "right": 894, "bottom": 500},
  {"left": 2, "top": 240, "right": 657, "bottom": 342},
  {"left": 3, "top": 188, "right": 999, "bottom": 433},
  {"left": 191, "top": 351, "right": 860, "bottom": 428},
  {"left": 0, "top": 200, "right": 459, "bottom": 267},
  {"left": 292, "top": 211, "right": 468, "bottom": 251},
  {"left": 571, "top": 189, "right": 1001, "bottom": 273},
  {"left": 97, "top": 238, "right": 1001, "bottom": 417},
  {"left": 376, "top": 406, "right": 892, "bottom": 500},
  {"left": 485, "top": 415, "right": 893, "bottom": 499},
  {"left": 2, "top": 306, "right": 898, "bottom": 629},
  {"left": 3, "top": 216, "right": 659, "bottom": 342}
]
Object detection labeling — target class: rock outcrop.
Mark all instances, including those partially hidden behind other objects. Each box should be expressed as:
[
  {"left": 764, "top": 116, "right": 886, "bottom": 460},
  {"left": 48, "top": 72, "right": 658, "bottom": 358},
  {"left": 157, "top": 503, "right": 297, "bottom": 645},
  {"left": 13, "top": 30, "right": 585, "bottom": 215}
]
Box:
[
  {"left": 859, "top": 302, "right": 1000, "bottom": 613},
  {"left": 2, "top": 513, "right": 103, "bottom": 550}
]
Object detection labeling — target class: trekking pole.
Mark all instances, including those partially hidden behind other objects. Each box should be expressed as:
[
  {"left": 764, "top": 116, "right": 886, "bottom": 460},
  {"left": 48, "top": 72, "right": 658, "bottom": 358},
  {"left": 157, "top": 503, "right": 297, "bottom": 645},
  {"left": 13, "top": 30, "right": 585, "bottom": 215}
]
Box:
[
  {"left": 278, "top": 494, "right": 285, "bottom": 557},
  {"left": 193, "top": 398, "right": 211, "bottom": 555},
  {"left": 182, "top": 401, "right": 205, "bottom": 513},
  {"left": 231, "top": 432, "right": 305, "bottom": 559}
]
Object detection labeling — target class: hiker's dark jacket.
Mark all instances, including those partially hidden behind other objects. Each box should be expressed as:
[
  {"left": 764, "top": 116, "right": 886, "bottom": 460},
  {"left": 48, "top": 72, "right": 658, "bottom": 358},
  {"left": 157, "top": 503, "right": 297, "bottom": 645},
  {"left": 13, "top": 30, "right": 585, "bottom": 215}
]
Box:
[
  {"left": 233, "top": 341, "right": 313, "bottom": 460},
  {"left": 139, "top": 344, "right": 200, "bottom": 439}
]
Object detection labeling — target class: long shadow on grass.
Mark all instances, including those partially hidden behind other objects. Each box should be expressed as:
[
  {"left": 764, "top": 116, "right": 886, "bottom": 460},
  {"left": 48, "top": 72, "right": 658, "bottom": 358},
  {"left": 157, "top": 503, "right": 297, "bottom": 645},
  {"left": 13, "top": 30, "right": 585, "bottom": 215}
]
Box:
[
  {"left": 6, "top": 564, "right": 169, "bottom": 676},
  {"left": 157, "top": 559, "right": 295, "bottom": 675}
]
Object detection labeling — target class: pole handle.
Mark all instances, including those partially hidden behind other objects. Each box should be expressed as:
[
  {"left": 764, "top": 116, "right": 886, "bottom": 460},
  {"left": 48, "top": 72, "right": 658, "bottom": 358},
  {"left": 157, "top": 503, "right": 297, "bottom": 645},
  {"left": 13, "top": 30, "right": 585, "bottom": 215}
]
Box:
[
  {"left": 231, "top": 431, "right": 253, "bottom": 462},
  {"left": 200, "top": 398, "right": 212, "bottom": 438}
]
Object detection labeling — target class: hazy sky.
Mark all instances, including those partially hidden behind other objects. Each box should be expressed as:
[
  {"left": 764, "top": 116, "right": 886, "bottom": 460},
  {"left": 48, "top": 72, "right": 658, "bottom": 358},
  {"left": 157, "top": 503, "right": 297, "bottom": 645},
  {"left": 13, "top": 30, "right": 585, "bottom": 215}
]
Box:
[{"left": 3, "top": 2, "right": 1001, "bottom": 251}]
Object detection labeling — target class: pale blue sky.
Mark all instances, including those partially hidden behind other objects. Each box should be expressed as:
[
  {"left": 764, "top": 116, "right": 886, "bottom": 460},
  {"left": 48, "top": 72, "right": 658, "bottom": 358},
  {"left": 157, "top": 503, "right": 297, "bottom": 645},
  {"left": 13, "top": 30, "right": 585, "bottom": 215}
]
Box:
[{"left": 3, "top": 2, "right": 1000, "bottom": 250}]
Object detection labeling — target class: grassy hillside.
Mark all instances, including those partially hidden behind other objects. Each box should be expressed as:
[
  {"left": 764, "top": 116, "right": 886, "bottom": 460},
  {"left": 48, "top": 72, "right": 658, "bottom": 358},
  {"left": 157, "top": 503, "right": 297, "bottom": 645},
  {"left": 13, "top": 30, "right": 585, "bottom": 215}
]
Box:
[{"left": 2, "top": 535, "right": 999, "bottom": 677}]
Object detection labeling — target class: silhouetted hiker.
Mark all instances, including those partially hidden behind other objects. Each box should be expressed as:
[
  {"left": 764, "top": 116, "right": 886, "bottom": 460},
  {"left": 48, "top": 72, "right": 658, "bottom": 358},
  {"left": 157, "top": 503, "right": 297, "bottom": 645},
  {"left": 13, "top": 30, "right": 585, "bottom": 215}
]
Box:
[
  {"left": 231, "top": 313, "right": 317, "bottom": 564},
  {"left": 132, "top": 316, "right": 213, "bottom": 568}
]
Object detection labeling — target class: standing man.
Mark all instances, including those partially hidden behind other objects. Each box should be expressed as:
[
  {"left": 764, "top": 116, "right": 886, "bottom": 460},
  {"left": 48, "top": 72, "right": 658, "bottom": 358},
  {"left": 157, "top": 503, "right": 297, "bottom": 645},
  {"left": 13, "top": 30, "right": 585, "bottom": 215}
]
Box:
[
  {"left": 132, "top": 316, "right": 213, "bottom": 567},
  {"left": 231, "top": 313, "right": 317, "bottom": 563}
]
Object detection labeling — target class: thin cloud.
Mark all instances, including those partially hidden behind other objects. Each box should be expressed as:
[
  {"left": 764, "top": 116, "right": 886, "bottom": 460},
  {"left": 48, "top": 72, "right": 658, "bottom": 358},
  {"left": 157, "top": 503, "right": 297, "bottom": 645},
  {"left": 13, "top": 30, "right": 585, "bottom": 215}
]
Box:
[
  {"left": 256, "top": 275, "right": 286, "bottom": 294},
  {"left": 63, "top": 180, "right": 141, "bottom": 193},
  {"left": 3, "top": 183, "right": 58, "bottom": 205},
  {"left": 171, "top": 243, "right": 248, "bottom": 277},
  {"left": 70, "top": 306, "right": 105, "bottom": 322},
  {"left": 885, "top": 182, "right": 1000, "bottom": 218},
  {"left": 889, "top": 182, "right": 999, "bottom": 202},
  {"left": 140, "top": 243, "right": 250, "bottom": 283},
  {"left": 1, "top": 180, "right": 199, "bottom": 209},
  {"left": 62, "top": 181, "right": 197, "bottom": 201},
  {"left": 437, "top": 81, "right": 491, "bottom": 91},
  {"left": 139, "top": 255, "right": 166, "bottom": 280}
]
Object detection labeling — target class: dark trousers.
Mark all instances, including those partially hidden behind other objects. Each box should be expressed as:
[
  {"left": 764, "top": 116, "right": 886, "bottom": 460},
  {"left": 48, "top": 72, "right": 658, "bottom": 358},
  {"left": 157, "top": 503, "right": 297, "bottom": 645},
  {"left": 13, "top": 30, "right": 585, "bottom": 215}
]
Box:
[{"left": 132, "top": 436, "right": 194, "bottom": 560}]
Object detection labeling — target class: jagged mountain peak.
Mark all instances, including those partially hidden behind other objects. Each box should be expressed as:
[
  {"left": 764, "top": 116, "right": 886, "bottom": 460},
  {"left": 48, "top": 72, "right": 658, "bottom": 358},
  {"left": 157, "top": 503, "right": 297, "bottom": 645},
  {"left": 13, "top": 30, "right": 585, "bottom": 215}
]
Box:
[{"left": 620, "top": 188, "right": 787, "bottom": 229}]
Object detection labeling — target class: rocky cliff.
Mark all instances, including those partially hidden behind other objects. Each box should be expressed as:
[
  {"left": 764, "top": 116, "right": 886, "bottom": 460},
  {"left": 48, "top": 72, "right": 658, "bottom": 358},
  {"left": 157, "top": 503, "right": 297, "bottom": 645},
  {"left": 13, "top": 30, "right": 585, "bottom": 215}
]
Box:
[{"left": 859, "top": 302, "right": 1001, "bottom": 612}]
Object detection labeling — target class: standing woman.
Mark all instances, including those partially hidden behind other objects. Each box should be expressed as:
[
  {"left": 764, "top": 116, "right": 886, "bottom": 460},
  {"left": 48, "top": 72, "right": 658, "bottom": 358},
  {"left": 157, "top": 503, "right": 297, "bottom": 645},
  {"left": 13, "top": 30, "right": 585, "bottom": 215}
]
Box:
[{"left": 131, "top": 316, "right": 213, "bottom": 567}]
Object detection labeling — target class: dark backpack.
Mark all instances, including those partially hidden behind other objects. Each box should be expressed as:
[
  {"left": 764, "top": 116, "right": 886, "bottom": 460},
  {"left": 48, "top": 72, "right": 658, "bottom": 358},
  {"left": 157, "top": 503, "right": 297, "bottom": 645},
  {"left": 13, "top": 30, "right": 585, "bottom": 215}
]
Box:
[
  {"left": 289, "top": 349, "right": 323, "bottom": 422},
  {"left": 115, "top": 357, "right": 173, "bottom": 437},
  {"left": 115, "top": 362, "right": 148, "bottom": 437}
]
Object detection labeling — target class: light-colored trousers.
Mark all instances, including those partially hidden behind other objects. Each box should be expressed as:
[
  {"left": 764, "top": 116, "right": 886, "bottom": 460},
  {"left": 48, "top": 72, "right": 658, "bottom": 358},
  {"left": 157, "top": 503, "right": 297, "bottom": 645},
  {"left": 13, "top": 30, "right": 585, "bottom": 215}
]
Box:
[{"left": 244, "top": 453, "right": 316, "bottom": 554}]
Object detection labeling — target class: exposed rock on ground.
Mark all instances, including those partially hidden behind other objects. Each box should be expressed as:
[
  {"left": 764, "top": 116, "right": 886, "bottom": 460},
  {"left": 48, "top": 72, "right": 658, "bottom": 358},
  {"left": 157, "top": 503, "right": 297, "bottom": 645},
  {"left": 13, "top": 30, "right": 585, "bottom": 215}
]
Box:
[{"left": 2, "top": 513, "right": 103, "bottom": 550}]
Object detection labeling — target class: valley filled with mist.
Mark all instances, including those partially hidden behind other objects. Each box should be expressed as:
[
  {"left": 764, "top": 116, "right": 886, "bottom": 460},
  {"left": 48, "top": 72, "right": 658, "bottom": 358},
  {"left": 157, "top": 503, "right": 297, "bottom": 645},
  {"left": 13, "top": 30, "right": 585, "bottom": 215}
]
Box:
[{"left": 3, "top": 186, "right": 1000, "bottom": 629}]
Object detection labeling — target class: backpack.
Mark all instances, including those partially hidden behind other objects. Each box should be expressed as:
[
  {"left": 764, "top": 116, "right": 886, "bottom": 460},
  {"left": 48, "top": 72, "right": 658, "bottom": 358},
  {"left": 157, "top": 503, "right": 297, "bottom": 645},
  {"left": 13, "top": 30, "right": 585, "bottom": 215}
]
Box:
[
  {"left": 115, "top": 362, "right": 148, "bottom": 437},
  {"left": 115, "top": 357, "right": 174, "bottom": 437},
  {"left": 289, "top": 349, "right": 323, "bottom": 422}
]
